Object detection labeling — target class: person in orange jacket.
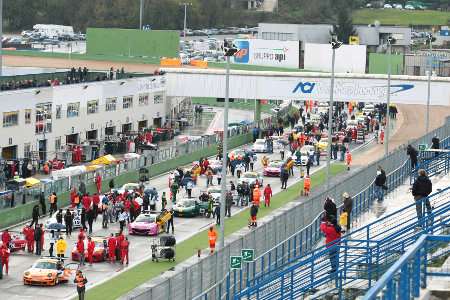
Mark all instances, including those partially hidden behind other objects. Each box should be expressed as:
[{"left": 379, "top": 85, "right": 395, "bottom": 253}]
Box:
[
  {"left": 252, "top": 185, "right": 261, "bottom": 207},
  {"left": 303, "top": 175, "right": 311, "bottom": 196},
  {"left": 345, "top": 150, "right": 352, "bottom": 171},
  {"left": 208, "top": 226, "right": 217, "bottom": 254},
  {"left": 263, "top": 184, "right": 272, "bottom": 207},
  {"left": 87, "top": 236, "right": 95, "bottom": 265},
  {"left": 120, "top": 237, "right": 130, "bottom": 265}
]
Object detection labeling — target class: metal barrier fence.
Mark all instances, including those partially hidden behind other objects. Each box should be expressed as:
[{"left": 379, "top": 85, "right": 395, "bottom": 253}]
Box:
[
  {"left": 236, "top": 184, "right": 450, "bottom": 300},
  {"left": 159, "top": 118, "right": 450, "bottom": 300},
  {"left": 363, "top": 234, "right": 450, "bottom": 300}
]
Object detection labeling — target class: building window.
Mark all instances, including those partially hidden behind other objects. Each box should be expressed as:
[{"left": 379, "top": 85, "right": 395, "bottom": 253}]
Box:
[
  {"left": 105, "top": 97, "right": 117, "bottom": 111},
  {"left": 36, "top": 103, "right": 52, "bottom": 134},
  {"left": 123, "top": 96, "right": 133, "bottom": 109},
  {"left": 55, "top": 137, "right": 61, "bottom": 152},
  {"left": 56, "top": 105, "right": 62, "bottom": 119},
  {"left": 25, "top": 109, "right": 32, "bottom": 124},
  {"left": 154, "top": 94, "right": 164, "bottom": 104},
  {"left": 139, "top": 93, "right": 149, "bottom": 106},
  {"left": 87, "top": 100, "right": 99, "bottom": 114},
  {"left": 24, "top": 143, "right": 31, "bottom": 159},
  {"left": 67, "top": 102, "right": 80, "bottom": 118},
  {"left": 3, "top": 111, "right": 19, "bottom": 127}
]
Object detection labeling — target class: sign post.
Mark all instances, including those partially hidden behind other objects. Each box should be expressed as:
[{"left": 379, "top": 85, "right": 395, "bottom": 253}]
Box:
[
  {"left": 418, "top": 144, "right": 428, "bottom": 151},
  {"left": 230, "top": 256, "right": 243, "bottom": 270},
  {"left": 241, "top": 249, "right": 255, "bottom": 262}
]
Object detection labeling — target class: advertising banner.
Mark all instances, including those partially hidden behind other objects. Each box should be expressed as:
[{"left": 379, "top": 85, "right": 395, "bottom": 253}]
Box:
[
  {"left": 232, "top": 39, "right": 300, "bottom": 68},
  {"left": 164, "top": 69, "right": 450, "bottom": 106}
]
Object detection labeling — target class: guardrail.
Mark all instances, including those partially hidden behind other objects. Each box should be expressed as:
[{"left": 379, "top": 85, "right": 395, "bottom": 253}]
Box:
[
  {"left": 363, "top": 234, "right": 450, "bottom": 300},
  {"left": 236, "top": 185, "right": 450, "bottom": 300},
  {"left": 188, "top": 118, "right": 450, "bottom": 300}
]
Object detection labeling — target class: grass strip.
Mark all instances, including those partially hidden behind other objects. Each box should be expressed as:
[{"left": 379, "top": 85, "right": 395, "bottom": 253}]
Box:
[
  {"left": 85, "top": 163, "right": 346, "bottom": 299},
  {"left": 353, "top": 9, "right": 450, "bottom": 26}
]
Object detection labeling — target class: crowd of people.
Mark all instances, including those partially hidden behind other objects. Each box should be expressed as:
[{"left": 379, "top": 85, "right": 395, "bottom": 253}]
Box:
[{"left": 0, "top": 66, "right": 128, "bottom": 92}]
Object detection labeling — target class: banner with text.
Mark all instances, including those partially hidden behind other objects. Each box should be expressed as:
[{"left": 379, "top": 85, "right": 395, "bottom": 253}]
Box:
[{"left": 232, "top": 39, "right": 300, "bottom": 68}]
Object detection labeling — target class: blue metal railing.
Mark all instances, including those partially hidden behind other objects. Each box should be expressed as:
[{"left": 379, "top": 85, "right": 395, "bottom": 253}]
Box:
[
  {"left": 363, "top": 234, "right": 450, "bottom": 300},
  {"left": 192, "top": 136, "right": 450, "bottom": 300},
  {"left": 235, "top": 186, "right": 450, "bottom": 299},
  {"left": 410, "top": 139, "right": 450, "bottom": 184}
]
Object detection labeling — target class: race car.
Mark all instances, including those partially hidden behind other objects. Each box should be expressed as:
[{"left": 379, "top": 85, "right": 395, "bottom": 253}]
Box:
[
  {"left": 238, "top": 171, "right": 264, "bottom": 187},
  {"left": 263, "top": 160, "right": 284, "bottom": 177},
  {"left": 251, "top": 139, "right": 268, "bottom": 153},
  {"left": 45, "top": 208, "right": 82, "bottom": 231},
  {"left": 228, "top": 148, "right": 256, "bottom": 161},
  {"left": 23, "top": 257, "right": 78, "bottom": 286},
  {"left": 71, "top": 236, "right": 108, "bottom": 263},
  {"left": 173, "top": 198, "right": 208, "bottom": 217},
  {"left": 8, "top": 231, "right": 27, "bottom": 252},
  {"left": 128, "top": 213, "right": 161, "bottom": 236},
  {"left": 207, "top": 186, "right": 238, "bottom": 204},
  {"left": 316, "top": 138, "right": 329, "bottom": 152},
  {"left": 292, "top": 145, "right": 316, "bottom": 166},
  {"left": 208, "top": 159, "right": 223, "bottom": 174}
]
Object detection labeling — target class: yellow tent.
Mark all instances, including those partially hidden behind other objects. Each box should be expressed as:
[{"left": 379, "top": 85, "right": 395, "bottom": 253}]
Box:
[
  {"left": 86, "top": 165, "right": 102, "bottom": 172},
  {"left": 90, "top": 154, "right": 116, "bottom": 166},
  {"left": 25, "top": 177, "right": 41, "bottom": 188}
]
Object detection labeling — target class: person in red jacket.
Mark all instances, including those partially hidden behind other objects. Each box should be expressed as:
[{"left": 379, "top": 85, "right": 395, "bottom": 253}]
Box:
[
  {"left": 263, "top": 184, "right": 273, "bottom": 207},
  {"left": 95, "top": 173, "right": 102, "bottom": 194},
  {"left": 82, "top": 194, "right": 91, "bottom": 211},
  {"left": 78, "top": 228, "right": 86, "bottom": 241},
  {"left": 39, "top": 224, "right": 45, "bottom": 251},
  {"left": 116, "top": 232, "right": 125, "bottom": 262},
  {"left": 25, "top": 225, "right": 35, "bottom": 253},
  {"left": 76, "top": 238, "right": 85, "bottom": 266},
  {"left": 124, "top": 199, "right": 131, "bottom": 212},
  {"left": 1, "top": 229, "right": 11, "bottom": 247},
  {"left": 320, "top": 216, "right": 342, "bottom": 274},
  {"left": 87, "top": 237, "right": 95, "bottom": 265},
  {"left": 120, "top": 237, "right": 130, "bottom": 265},
  {"left": 1, "top": 244, "right": 10, "bottom": 274},
  {"left": 92, "top": 193, "right": 100, "bottom": 220},
  {"left": 107, "top": 233, "right": 116, "bottom": 263}
]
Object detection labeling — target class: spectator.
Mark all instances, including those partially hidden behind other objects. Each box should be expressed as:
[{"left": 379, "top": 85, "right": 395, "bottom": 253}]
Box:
[
  {"left": 374, "top": 166, "right": 387, "bottom": 201},
  {"left": 320, "top": 216, "right": 342, "bottom": 275},
  {"left": 412, "top": 169, "right": 432, "bottom": 227},
  {"left": 342, "top": 192, "right": 353, "bottom": 231},
  {"left": 406, "top": 144, "right": 419, "bottom": 169},
  {"left": 431, "top": 135, "right": 440, "bottom": 157},
  {"left": 324, "top": 197, "right": 337, "bottom": 221}
]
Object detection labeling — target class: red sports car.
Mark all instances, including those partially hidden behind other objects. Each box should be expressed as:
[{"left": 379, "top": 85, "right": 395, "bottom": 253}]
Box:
[
  {"left": 9, "top": 231, "right": 27, "bottom": 252},
  {"left": 71, "top": 237, "right": 108, "bottom": 263},
  {"left": 263, "top": 160, "right": 284, "bottom": 177}
]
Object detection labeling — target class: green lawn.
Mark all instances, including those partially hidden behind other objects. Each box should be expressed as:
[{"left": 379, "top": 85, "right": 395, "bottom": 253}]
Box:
[
  {"left": 192, "top": 97, "right": 276, "bottom": 115},
  {"left": 85, "top": 163, "right": 346, "bottom": 300},
  {"left": 353, "top": 9, "right": 450, "bottom": 26},
  {"left": 207, "top": 62, "right": 306, "bottom": 72}
]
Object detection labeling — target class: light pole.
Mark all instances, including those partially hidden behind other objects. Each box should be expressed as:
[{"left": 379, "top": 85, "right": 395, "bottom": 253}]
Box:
[
  {"left": 180, "top": 3, "right": 192, "bottom": 38},
  {"left": 219, "top": 41, "right": 238, "bottom": 250},
  {"left": 139, "top": 0, "right": 144, "bottom": 30},
  {"left": 326, "top": 36, "right": 342, "bottom": 190},
  {"left": 425, "top": 33, "right": 435, "bottom": 134},
  {"left": 385, "top": 36, "right": 395, "bottom": 156}
]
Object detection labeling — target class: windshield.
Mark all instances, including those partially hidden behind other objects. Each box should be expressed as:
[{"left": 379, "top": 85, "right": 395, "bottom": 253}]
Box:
[
  {"left": 254, "top": 140, "right": 265, "bottom": 145},
  {"left": 208, "top": 188, "right": 221, "bottom": 194},
  {"left": 268, "top": 162, "right": 282, "bottom": 167},
  {"left": 243, "top": 173, "right": 257, "bottom": 178},
  {"left": 33, "top": 261, "right": 57, "bottom": 270},
  {"left": 178, "top": 200, "right": 195, "bottom": 208},
  {"left": 135, "top": 215, "right": 156, "bottom": 223}
]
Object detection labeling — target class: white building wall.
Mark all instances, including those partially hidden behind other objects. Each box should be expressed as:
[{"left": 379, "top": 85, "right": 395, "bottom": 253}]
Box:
[{"left": 0, "top": 76, "right": 167, "bottom": 159}]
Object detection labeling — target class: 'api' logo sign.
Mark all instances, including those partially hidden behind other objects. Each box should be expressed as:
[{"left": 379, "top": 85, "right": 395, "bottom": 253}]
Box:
[
  {"left": 233, "top": 40, "right": 249, "bottom": 63},
  {"left": 292, "top": 82, "right": 316, "bottom": 94}
]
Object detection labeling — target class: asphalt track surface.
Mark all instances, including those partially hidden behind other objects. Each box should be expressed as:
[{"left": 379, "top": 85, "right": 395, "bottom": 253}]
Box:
[{"left": 0, "top": 112, "right": 371, "bottom": 300}]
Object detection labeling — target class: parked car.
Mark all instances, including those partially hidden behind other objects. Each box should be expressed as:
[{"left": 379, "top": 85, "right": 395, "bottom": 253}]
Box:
[
  {"left": 71, "top": 236, "right": 108, "bottom": 263},
  {"left": 383, "top": 4, "right": 393, "bottom": 8},
  {"left": 128, "top": 213, "right": 161, "bottom": 236},
  {"left": 263, "top": 160, "right": 284, "bottom": 177},
  {"left": 173, "top": 198, "right": 208, "bottom": 217},
  {"left": 8, "top": 231, "right": 27, "bottom": 252},
  {"left": 238, "top": 171, "right": 264, "bottom": 187},
  {"left": 252, "top": 139, "right": 268, "bottom": 153},
  {"left": 23, "top": 257, "right": 78, "bottom": 286}
]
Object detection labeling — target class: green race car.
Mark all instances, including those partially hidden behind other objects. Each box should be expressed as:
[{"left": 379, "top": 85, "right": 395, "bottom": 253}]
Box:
[{"left": 173, "top": 198, "right": 209, "bottom": 217}]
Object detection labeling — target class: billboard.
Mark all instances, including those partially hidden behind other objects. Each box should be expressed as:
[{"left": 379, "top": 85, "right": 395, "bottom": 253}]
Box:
[
  {"left": 232, "top": 39, "right": 300, "bottom": 68},
  {"left": 304, "top": 43, "right": 367, "bottom": 74}
]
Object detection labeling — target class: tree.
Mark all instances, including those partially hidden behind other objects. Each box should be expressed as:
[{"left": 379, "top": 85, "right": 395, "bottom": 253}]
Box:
[{"left": 331, "top": 2, "right": 356, "bottom": 44}]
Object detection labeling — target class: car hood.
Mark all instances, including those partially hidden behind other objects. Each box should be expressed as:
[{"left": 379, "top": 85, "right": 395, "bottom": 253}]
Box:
[
  {"left": 130, "top": 222, "right": 157, "bottom": 229},
  {"left": 25, "top": 268, "right": 57, "bottom": 276},
  {"left": 264, "top": 167, "right": 280, "bottom": 172}
]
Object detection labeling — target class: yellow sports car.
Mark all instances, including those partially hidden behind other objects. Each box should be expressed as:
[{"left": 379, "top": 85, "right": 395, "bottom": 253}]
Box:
[
  {"left": 23, "top": 257, "right": 78, "bottom": 286},
  {"left": 317, "top": 138, "right": 329, "bottom": 152}
]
